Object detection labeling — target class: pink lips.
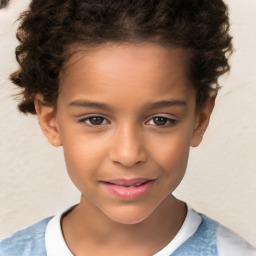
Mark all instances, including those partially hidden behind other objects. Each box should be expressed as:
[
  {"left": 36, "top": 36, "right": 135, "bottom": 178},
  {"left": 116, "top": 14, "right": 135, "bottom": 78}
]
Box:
[{"left": 101, "top": 178, "right": 156, "bottom": 200}]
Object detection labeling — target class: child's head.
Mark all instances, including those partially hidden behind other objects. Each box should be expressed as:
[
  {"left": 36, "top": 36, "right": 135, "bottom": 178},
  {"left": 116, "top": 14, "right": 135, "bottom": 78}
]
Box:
[
  {"left": 11, "top": 0, "right": 232, "bottom": 114},
  {"left": 10, "top": 0, "right": 233, "bottom": 224}
]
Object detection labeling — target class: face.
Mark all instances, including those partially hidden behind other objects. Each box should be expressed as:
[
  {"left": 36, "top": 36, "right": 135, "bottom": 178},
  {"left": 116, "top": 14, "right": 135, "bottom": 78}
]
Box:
[{"left": 36, "top": 43, "right": 213, "bottom": 224}]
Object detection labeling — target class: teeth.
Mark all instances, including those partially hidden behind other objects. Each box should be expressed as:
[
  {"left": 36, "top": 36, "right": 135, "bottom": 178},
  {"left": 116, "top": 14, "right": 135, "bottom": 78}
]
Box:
[
  {"left": 128, "top": 182, "right": 147, "bottom": 188},
  {"left": 128, "top": 182, "right": 145, "bottom": 188}
]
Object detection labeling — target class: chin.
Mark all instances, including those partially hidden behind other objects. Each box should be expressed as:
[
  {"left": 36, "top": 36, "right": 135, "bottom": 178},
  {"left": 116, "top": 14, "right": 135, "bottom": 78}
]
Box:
[{"left": 103, "top": 206, "right": 156, "bottom": 225}]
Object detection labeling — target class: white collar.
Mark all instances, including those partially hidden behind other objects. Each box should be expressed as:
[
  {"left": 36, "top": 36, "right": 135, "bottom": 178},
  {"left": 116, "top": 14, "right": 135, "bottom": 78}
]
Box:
[
  {"left": 45, "top": 206, "right": 75, "bottom": 256},
  {"left": 45, "top": 205, "right": 202, "bottom": 256},
  {"left": 154, "top": 205, "right": 202, "bottom": 255}
]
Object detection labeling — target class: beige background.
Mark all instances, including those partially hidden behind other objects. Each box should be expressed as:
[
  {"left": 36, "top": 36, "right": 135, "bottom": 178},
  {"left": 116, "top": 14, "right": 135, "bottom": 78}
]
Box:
[{"left": 0, "top": 0, "right": 256, "bottom": 246}]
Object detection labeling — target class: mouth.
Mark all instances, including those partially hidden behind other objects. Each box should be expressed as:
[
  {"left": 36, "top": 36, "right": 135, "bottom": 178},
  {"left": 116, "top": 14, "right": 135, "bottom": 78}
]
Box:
[{"left": 100, "top": 178, "right": 156, "bottom": 200}]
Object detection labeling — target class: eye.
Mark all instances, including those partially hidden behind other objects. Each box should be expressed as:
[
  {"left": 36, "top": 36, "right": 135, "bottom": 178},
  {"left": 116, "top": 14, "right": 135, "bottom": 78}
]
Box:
[
  {"left": 79, "top": 116, "right": 108, "bottom": 126},
  {"left": 147, "top": 116, "right": 176, "bottom": 127}
]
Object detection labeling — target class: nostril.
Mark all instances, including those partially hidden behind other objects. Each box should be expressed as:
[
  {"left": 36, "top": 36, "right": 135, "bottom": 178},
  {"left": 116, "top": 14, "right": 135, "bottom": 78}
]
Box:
[{"left": 113, "top": 157, "right": 145, "bottom": 168}]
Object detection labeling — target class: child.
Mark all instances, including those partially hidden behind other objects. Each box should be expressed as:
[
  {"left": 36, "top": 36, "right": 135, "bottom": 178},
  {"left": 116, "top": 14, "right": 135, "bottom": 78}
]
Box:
[{"left": 0, "top": 0, "right": 255, "bottom": 255}]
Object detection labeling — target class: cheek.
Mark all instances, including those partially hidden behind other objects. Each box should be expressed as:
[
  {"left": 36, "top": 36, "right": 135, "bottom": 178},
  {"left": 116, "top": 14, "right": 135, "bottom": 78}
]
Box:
[
  {"left": 63, "top": 148, "right": 100, "bottom": 198},
  {"left": 61, "top": 134, "right": 106, "bottom": 187},
  {"left": 152, "top": 133, "right": 191, "bottom": 177}
]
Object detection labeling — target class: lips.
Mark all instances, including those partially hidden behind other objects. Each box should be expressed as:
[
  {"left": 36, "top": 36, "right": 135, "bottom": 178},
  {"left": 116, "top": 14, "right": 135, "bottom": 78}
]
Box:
[
  {"left": 105, "top": 178, "right": 151, "bottom": 187},
  {"left": 100, "top": 178, "right": 156, "bottom": 200}
]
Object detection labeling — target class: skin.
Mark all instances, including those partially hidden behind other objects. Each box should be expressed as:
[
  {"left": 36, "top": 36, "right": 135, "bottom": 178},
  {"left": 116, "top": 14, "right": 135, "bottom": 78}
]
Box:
[{"left": 35, "top": 43, "right": 215, "bottom": 256}]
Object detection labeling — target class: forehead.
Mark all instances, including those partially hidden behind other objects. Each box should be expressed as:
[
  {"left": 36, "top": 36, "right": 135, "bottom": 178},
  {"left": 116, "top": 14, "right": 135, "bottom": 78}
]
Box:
[
  {"left": 62, "top": 43, "right": 189, "bottom": 79},
  {"left": 58, "top": 43, "right": 195, "bottom": 109}
]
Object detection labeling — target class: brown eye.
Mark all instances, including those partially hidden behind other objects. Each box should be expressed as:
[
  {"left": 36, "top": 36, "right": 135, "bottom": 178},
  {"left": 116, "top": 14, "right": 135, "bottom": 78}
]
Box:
[
  {"left": 147, "top": 116, "right": 176, "bottom": 127},
  {"left": 153, "top": 117, "right": 169, "bottom": 126},
  {"left": 79, "top": 116, "right": 108, "bottom": 126},
  {"left": 88, "top": 116, "right": 106, "bottom": 125}
]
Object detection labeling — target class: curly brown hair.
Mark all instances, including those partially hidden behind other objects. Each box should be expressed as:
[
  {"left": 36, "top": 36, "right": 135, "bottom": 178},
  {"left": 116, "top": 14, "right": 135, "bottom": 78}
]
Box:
[{"left": 10, "top": 0, "right": 233, "bottom": 114}]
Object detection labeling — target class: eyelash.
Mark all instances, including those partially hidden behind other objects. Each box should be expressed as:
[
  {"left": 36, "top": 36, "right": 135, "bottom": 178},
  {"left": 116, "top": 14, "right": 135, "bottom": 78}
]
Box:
[{"left": 78, "top": 115, "right": 177, "bottom": 128}]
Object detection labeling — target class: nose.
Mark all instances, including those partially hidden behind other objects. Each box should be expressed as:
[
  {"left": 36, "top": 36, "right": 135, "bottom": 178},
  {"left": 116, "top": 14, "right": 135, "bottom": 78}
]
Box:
[{"left": 109, "top": 124, "right": 147, "bottom": 167}]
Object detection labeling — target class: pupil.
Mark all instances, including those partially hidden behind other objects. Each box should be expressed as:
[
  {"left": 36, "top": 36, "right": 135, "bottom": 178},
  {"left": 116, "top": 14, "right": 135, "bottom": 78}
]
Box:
[
  {"left": 89, "top": 117, "right": 104, "bottom": 125},
  {"left": 154, "top": 117, "right": 167, "bottom": 126}
]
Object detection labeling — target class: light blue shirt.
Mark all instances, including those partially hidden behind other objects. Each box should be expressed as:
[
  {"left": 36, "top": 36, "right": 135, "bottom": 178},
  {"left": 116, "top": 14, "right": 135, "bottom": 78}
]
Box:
[{"left": 1, "top": 211, "right": 255, "bottom": 256}]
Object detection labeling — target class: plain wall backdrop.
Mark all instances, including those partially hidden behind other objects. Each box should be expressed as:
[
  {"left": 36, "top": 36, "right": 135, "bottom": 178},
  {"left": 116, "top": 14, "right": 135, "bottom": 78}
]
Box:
[{"left": 0, "top": 0, "right": 256, "bottom": 246}]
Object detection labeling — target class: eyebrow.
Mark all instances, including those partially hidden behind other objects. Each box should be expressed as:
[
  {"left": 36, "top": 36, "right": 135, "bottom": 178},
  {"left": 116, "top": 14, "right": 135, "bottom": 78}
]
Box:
[
  {"left": 144, "top": 99, "right": 187, "bottom": 111},
  {"left": 68, "top": 100, "right": 112, "bottom": 111},
  {"left": 68, "top": 99, "right": 187, "bottom": 111}
]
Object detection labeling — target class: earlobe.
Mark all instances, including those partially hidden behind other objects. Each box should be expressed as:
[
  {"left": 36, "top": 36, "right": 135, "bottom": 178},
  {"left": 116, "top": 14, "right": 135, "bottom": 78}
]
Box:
[
  {"left": 190, "top": 95, "right": 216, "bottom": 147},
  {"left": 34, "top": 94, "right": 62, "bottom": 147}
]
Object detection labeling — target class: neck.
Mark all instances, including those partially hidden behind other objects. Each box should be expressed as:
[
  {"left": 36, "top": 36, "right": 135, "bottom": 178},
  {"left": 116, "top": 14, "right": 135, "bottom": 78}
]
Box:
[{"left": 62, "top": 195, "right": 186, "bottom": 256}]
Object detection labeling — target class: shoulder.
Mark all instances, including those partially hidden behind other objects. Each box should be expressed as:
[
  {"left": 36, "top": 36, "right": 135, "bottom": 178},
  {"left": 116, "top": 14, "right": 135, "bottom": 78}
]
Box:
[
  {"left": 170, "top": 210, "right": 219, "bottom": 255},
  {"left": 216, "top": 222, "right": 256, "bottom": 256},
  {"left": 172, "top": 210, "right": 256, "bottom": 256},
  {"left": 198, "top": 213, "right": 256, "bottom": 256},
  {"left": 0, "top": 217, "right": 52, "bottom": 256}
]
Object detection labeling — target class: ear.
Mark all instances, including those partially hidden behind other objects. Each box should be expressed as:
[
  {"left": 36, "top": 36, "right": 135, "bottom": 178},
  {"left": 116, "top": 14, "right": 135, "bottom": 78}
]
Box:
[
  {"left": 190, "top": 95, "right": 216, "bottom": 147},
  {"left": 34, "top": 94, "right": 62, "bottom": 147}
]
